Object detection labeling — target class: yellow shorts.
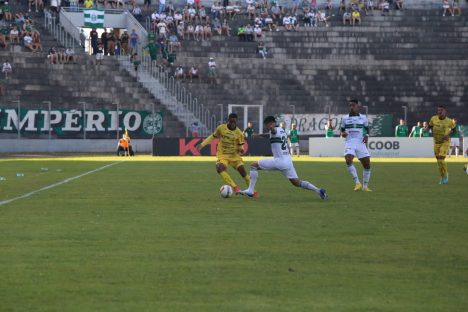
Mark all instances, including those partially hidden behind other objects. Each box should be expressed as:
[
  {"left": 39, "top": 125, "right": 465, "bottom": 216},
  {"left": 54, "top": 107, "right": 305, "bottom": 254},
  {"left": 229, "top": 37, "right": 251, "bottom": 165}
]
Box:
[
  {"left": 434, "top": 142, "right": 450, "bottom": 158},
  {"left": 217, "top": 155, "right": 244, "bottom": 169}
]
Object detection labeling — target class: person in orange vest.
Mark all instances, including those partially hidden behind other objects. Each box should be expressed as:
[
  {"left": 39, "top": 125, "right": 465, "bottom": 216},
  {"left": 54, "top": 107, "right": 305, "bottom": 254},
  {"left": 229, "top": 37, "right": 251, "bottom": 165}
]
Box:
[{"left": 117, "top": 133, "right": 135, "bottom": 156}]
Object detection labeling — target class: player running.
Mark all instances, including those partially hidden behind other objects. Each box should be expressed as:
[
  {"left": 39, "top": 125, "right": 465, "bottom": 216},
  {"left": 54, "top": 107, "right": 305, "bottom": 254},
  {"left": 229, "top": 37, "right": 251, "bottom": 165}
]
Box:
[
  {"left": 196, "top": 113, "right": 250, "bottom": 193},
  {"left": 340, "top": 99, "right": 372, "bottom": 192},
  {"left": 240, "top": 116, "right": 328, "bottom": 200},
  {"left": 428, "top": 105, "right": 456, "bottom": 184}
]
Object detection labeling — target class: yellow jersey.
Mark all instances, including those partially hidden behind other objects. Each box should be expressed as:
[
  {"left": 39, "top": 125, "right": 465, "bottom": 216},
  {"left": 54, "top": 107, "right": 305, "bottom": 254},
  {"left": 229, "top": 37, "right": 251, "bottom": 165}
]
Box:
[
  {"left": 201, "top": 124, "right": 244, "bottom": 157},
  {"left": 429, "top": 115, "right": 455, "bottom": 144}
]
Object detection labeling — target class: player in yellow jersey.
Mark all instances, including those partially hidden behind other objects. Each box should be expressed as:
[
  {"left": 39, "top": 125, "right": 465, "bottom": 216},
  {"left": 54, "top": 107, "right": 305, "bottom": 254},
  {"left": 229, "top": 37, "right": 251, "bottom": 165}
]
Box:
[
  {"left": 196, "top": 113, "right": 250, "bottom": 194},
  {"left": 428, "top": 105, "right": 456, "bottom": 184}
]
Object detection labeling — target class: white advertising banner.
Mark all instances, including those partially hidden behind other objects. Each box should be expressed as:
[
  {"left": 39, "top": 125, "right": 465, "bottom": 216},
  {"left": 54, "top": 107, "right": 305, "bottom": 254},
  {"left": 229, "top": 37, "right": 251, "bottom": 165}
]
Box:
[
  {"left": 280, "top": 114, "right": 392, "bottom": 136},
  {"left": 309, "top": 138, "right": 435, "bottom": 157},
  {"left": 464, "top": 137, "right": 468, "bottom": 158}
]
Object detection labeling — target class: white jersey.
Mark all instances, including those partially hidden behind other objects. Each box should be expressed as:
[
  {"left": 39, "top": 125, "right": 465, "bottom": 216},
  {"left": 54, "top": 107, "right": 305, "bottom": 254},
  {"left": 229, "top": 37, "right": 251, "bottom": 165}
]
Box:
[
  {"left": 270, "top": 127, "right": 292, "bottom": 160},
  {"left": 340, "top": 113, "right": 369, "bottom": 145}
]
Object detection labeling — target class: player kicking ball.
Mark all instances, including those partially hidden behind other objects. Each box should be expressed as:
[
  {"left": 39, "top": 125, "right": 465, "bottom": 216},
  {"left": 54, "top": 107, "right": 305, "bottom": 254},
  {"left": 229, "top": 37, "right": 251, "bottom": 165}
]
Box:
[
  {"left": 240, "top": 116, "right": 328, "bottom": 200},
  {"left": 341, "top": 99, "right": 372, "bottom": 192}
]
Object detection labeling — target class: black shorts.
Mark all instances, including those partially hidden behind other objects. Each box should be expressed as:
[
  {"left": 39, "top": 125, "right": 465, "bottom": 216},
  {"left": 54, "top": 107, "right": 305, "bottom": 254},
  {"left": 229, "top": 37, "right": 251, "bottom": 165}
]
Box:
[{"left": 144, "top": 0, "right": 151, "bottom": 5}]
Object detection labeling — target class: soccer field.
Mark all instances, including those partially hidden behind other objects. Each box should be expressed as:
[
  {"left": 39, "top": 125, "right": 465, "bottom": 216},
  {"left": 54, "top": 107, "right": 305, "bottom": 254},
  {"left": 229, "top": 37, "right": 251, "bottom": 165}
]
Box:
[{"left": 0, "top": 156, "right": 467, "bottom": 311}]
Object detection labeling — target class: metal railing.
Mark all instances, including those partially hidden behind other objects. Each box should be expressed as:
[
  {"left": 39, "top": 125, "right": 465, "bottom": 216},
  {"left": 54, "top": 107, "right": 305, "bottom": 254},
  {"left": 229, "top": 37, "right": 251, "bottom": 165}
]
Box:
[{"left": 43, "top": 10, "right": 80, "bottom": 50}]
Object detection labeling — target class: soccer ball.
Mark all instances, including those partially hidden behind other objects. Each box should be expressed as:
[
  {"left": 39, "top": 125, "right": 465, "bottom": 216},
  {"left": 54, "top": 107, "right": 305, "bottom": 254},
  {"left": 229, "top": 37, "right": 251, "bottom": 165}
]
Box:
[
  {"left": 464, "top": 164, "right": 468, "bottom": 175},
  {"left": 219, "top": 185, "right": 233, "bottom": 198}
]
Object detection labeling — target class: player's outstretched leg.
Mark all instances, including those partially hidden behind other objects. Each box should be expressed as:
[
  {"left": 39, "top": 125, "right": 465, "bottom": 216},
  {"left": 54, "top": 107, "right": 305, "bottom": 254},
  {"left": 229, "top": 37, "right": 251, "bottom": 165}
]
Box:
[
  {"left": 290, "top": 178, "right": 328, "bottom": 200},
  {"left": 240, "top": 163, "right": 259, "bottom": 198},
  {"left": 345, "top": 155, "right": 361, "bottom": 191},
  {"left": 216, "top": 162, "right": 239, "bottom": 193},
  {"left": 359, "top": 156, "right": 372, "bottom": 192}
]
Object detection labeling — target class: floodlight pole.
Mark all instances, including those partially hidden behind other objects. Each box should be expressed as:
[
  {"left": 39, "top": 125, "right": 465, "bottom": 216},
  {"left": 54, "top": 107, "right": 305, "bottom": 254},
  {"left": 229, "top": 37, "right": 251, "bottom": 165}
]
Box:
[
  {"left": 217, "top": 104, "right": 223, "bottom": 125},
  {"left": 11, "top": 100, "right": 21, "bottom": 139},
  {"left": 402, "top": 106, "right": 408, "bottom": 125},
  {"left": 79, "top": 101, "right": 87, "bottom": 139},
  {"left": 362, "top": 105, "right": 369, "bottom": 116},
  {"left": 43, "top": 101, "right": 52, "bottom": 140}
]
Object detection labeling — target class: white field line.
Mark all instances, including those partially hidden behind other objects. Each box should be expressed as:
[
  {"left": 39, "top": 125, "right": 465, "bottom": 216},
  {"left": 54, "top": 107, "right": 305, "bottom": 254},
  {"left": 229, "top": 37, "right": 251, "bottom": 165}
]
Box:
[{"left": 0, "top": 161, "right": 122, "bottom": 207}]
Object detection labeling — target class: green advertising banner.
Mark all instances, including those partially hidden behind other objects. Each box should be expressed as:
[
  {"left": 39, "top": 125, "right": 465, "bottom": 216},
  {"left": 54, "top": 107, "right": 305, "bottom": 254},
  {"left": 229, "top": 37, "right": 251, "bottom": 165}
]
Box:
[{"left": 0, "top": 108, "right": 164, "bottom": 138}]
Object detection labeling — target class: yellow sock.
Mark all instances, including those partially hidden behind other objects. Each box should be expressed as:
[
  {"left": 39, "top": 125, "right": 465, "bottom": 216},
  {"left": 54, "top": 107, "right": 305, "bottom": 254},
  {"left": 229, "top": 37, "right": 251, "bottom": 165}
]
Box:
[
  {"left": 437, "top": 160, "right": 444, "bottom": 177},
  {"left": 441, "top": 160, "right": 448, "bottom": 176},
  {"left": 219, "top": 171, "right": 236, "bottom": 187},
  {"left": 244, "top": 174, "right": 251, "bottom": 187}
]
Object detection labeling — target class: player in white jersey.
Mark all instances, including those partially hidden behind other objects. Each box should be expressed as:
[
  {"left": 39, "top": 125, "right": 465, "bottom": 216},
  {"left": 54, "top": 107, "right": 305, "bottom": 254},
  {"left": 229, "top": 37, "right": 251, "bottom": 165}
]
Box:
[
  {"left": 240, "top": 116, "right": 328, "bottom": 200},
  {"left": 340, "top": 99, "right": 372, "bottom": 191}
]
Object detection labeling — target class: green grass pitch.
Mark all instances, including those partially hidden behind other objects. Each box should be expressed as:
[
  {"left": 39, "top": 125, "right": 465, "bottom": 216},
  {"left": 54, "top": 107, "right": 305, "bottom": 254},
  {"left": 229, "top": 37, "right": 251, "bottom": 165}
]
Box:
[{"left": 0, "top": 156, "right": 467, "bottom": 311}]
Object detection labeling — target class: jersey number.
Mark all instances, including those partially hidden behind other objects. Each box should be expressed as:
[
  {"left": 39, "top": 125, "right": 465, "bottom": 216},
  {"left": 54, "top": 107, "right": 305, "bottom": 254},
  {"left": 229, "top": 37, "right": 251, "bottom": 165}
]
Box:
[{"left": 281, "top": 136, "right": 287, "bottom": 150}]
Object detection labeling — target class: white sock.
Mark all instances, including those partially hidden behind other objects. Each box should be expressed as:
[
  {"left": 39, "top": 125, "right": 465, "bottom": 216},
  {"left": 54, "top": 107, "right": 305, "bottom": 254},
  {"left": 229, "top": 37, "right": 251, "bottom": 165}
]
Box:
[
  {"left": 300, "top": 180, "right": 320, "bottom": 193},
  {"left": 363, "top": 169, "right": 371, "bottom": 188},
  {"left": 296, "top": 147, "right": 300, "bottom": 156},
  {"left": 247, "top": 167, "right": 258, "bottom": 193},
  {"left": 347, "top": 164, "right": 360, "bottom": 184},
  {"left": 455, "top": 147, "right": 459, "bottom": 157}
]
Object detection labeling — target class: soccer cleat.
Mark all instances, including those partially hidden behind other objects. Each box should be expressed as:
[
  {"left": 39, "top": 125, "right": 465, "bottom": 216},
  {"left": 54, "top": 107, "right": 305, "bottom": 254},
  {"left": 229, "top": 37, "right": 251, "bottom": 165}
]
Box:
[
  {"left": 354, "top": 183, "right": 362, "bottom": 191},
  {"left": 319, "top": 189, "right": 328, "bottom": 200},
  {"left": 239, "top": 190, "right": 259, "bottom": 198},
  {"left": 233, "top": 186, "right": 240, "bottom": 194},
  {"left": 442, "top": 174, "right": 449, "bottom": 184},
  {"left": 362, "top": 187, "right": 372, "bottom": 192}
]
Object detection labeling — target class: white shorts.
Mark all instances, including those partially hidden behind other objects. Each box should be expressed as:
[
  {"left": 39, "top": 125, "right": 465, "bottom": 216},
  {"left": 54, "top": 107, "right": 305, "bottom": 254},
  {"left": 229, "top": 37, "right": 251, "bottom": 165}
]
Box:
[
  {"left": 258, "top": 158, "right": 298, "bottom": 179},
  {"left": 290, "top": 142, "right": 299, "bottom": 148},
  {"left": 450, "top": 138, "right": 460, "bottom": 147},
  {"left": 344, "top": 142, "right": 370, "bottom": 159}
]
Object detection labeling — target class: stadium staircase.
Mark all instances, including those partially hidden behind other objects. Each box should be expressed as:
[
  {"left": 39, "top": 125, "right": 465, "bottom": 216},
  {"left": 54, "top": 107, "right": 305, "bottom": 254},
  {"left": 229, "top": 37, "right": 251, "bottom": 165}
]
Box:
[
  {"left": 175, "top": 9, "right": 468, "bottom": 123},
  {"left": 0, "top": 5, "right": 185, "bottom": 137}
]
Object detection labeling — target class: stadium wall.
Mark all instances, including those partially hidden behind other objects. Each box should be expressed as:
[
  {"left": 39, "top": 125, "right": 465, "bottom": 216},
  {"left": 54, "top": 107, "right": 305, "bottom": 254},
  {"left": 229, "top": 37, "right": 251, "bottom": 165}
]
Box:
[
  {"left": 0, "top": 140, "right": 152, "bottom": 154},
  {"left": 309, "top": 138, "right": 436, "bottom": 157}
]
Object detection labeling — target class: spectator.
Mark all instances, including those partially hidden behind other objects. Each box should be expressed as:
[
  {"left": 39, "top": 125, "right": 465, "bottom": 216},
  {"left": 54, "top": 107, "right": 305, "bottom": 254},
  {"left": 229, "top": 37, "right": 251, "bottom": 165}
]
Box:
[
  {"left": 23, "top": 33, "right": 36, "bottom": 51},
  {"left": 317, "top": 10, "right": 330, "bottom": 27},
  {"left": 95, "top": 43, "right": 104, "bottom": 66},
  {"left": 131, "top": 52, "right": 140, "bottom": 71},
  {"left": 9, "top": 27, "right": 20, "bottom": 44},
  {"left": 174, "top": 11, "right": 183, "bottom": 25},
  {"left": 221, "top": 19, "right": 231, "bottom": 36},
  {"left": 65, "top": 48, "right": 77, "bottom": 63},
  {"left": 283, "top": 14, "right": 292, "bottom": 30},
  {"left": 144, "top": 0, "right": 151, "bottom": 12},
  {"left": 3, "top": 2, "right": 13, "bottom": 20},
  {"left": 159, "top": 0, "right": 166, "bottom": 13},
  {"left": 395, "top": 0, "right": 404, "bottom": 10},
  {"left": 0, "top": 32, "right": 8, "bottom": 49},
  {"left": 90, "top": 28, "right": 98, "bottom": 55},
  {"left": 79, "top": 29, "right": 86, "bottom": 49},
  {"left": 168, "top": 34, "right": 181, "bottom": 52},
  {"left": 191, "top": 122, "right": 200, "bottom": 137},
  {"left": 243, "top": 122, "right": 255, "bottom": 138},
  {"left": 208, "top": 57, "right": 217, "bottom": 84},
  {"left": 101, "top": 29, "right": 108, "bottom": 55},
  {"left": 271, "top": 5, "right": 282, "bottom": 21},
  {"left": 84, "top": 0, "right": 94, "bottom": 8},
  {"left": 442, "top": 0, "right": 454, "bottom": 16},
  {"left": 381, "top": 0, "right": 390, "bottom": 16},
  {"left": 48, "top": 47, "right": 58, "bottom": 64},
  {"left": 186, "top": 23, "right": 195, "bottom": 40},
  {"left": 32, "top": 32, "right": 42, "bottom": 51},
  {"left": 203, "top": 24, "right": 212, "bottom": 40},
  {"left": 50, "top": 0, "right": 60, "bottom": 13},
  {"left": 189, "top": 65, "right": 200, "bottom": 82},
  {"left": 107, "top": 30, "right": 116, "bottom": 55},
  {"left": 254, "top": 25, "right": 262, "bottom": 40},
  {"left": 199, "top": 6, "right": 208, "bottom": 23},
  {"left": 290, "top": 14, "right": 298, "bottom": 31},
  {"left": 157, "top": 20, "right": 168, "bottom": 38},
  {"left": 395, "top": 118, "right": 408, "bottom": 137},
  {"left": 352, "top": 10, "right": 361, "bottom": 26},
  {"left": 175, "top": 65, "right": 185, "bottom": 81},
  {"left": 245, "top": 24, "right": 254, "bottom": 41},
  {"left": 339, "top": 0, "right": 346, "bottom": 14},
  {"left": 265, "top": 15, "right": 277, "bottom": 31},
  {"left": 194, "top": 24, "right": 203, "bottom": 41},
  {"left": 167, "top": 0, "right": 175, "bottom": 14},
  {"left": 129, "top": 29, "right": 139, "bottom": 52},
  {"left": 120, "top": 31, "right": 129, "bottom": 54},
  {"left": 257, "top": 41, "right": 267, "bottom": 59},
  {"left": 452, "top": 0, "right": 461, "bottom": 15},
  {"left": 365, "top": 0, "right": 374, "bottom": 16},
  {"left": 409, "top": 121, "right": 422, "bottom": 137},
  {"left": 343, "top": 9, "right": 352, "bottom": 25},
  {"left": 2, "top": 60, "right": 12, "bottom": 79},
  {"left": 132, "top": 6, "right": 143, "bottom": 20},
  {"left": 237, "top": 25, "right": 246, "bottom": 41},
  {"left": 212, "top": 18, "right": 222, "bottom": 35}
]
